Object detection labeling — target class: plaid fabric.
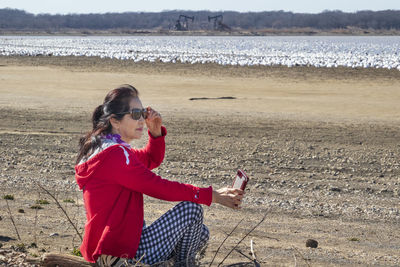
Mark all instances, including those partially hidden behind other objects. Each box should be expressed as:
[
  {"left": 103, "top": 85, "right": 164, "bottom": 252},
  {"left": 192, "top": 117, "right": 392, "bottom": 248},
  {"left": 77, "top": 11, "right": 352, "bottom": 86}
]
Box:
[
  {"left": 97, "top": 201, "right": 209, "bottom": 267},
  {"left": 135, "top": 201, "right": 209, "bottom": 266}
]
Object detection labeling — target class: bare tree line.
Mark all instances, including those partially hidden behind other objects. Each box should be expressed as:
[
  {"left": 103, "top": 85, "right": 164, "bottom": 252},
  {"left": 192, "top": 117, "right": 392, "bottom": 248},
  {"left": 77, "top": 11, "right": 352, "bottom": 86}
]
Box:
[{"left": 1, "top": 8, "right": 400, "bottom": 31}]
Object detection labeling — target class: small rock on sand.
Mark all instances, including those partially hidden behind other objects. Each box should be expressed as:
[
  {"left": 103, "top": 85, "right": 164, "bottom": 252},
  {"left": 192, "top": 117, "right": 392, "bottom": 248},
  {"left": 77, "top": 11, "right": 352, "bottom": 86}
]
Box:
[{"left": 306, "top": 239, "right": 318, "bottom": 248}]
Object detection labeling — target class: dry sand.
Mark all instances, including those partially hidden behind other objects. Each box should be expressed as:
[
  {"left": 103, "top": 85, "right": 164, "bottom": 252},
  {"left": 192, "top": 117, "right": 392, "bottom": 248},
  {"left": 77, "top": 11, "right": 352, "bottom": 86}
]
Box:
[{"left": 0, "top": 56, "right": 400, "bottom": 266}]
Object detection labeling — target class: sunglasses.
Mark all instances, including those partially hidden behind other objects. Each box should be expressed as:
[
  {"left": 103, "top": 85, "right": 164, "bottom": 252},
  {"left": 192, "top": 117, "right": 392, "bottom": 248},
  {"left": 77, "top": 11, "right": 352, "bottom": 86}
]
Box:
[{"left": 116, "top": 108, "right": 148, "bottom": 120}]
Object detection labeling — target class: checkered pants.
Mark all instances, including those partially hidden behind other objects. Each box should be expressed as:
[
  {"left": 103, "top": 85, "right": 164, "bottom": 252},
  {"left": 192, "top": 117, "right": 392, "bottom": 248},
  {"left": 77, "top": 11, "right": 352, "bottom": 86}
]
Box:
[
  {"left": 136, "top": 201, "right": 209, "bottom": 265},
  {"left": 97, "top": 201, "right": 209, "bottom": 267}
]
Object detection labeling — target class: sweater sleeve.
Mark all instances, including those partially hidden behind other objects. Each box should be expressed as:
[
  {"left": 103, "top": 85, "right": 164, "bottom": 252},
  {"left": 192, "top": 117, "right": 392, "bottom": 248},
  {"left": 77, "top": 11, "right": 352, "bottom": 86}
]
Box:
[
  {"left": 100, "top": 145, "right": 212, "bottom": 206},
  {"left": 132, "top": 126, "right": 167, "bottom": 170}
]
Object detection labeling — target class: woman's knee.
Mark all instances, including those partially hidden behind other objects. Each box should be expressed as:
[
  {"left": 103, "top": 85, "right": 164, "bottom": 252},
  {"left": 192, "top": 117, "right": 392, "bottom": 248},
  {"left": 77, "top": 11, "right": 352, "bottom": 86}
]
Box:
[{"left": 178, "top": 201, "right": 204, "bottom": 222}]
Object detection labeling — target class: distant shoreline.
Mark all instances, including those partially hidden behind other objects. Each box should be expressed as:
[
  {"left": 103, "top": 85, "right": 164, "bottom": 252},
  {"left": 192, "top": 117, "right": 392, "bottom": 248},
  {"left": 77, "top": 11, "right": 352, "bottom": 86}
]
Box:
[
  {"left": 1, "top": 28, "right": 400, "bottom": 36},
  {"left": 2, "top": 55, "right": 400, "bottom": 80}
]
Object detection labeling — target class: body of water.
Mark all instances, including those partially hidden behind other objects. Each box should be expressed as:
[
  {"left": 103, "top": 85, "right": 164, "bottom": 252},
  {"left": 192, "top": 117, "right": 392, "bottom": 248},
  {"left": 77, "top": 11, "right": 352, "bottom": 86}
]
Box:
[{"left": 1, "top": 36, "right": 399, "bottom": 70}]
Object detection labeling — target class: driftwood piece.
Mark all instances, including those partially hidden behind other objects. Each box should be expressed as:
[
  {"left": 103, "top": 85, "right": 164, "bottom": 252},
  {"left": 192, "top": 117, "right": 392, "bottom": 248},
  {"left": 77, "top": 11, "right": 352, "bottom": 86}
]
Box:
[
  {"left": 40, "top": 253, "right": 157, "bottom": 267},
  {"left": 41, "top": 253, "right": 96, "bottom": 267}
]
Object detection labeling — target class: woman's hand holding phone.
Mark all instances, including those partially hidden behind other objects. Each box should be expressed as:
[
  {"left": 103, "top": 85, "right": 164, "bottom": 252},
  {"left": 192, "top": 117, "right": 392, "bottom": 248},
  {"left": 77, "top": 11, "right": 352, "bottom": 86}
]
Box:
[
  {"left": 212, "top": 187, "right": 245, "bottom": 210},
  {"left": 212, "top": 169, "right": 248, "bottom": 209}
]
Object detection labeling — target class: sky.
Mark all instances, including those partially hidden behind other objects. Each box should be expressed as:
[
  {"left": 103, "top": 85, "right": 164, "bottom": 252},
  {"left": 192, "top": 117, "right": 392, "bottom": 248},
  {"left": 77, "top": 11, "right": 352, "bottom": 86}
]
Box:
[{"left": 1, "top": 0, "right": 399, "bottom": 14}]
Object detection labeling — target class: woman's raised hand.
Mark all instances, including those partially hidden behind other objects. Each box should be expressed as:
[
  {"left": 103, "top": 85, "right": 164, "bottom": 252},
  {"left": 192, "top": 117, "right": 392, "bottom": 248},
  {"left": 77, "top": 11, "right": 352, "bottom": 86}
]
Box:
[
  {"left": 212, "top": 187, "right": 245, "bottom": 210},
  {"left": 145, "top": 107, "right": 162, "bottom": 137}
]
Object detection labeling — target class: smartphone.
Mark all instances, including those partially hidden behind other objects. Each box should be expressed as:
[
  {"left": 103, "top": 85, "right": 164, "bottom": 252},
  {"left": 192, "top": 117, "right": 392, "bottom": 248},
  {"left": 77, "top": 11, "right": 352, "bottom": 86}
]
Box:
[{"left": 232, "top": 169, "right": 249, "bottom": 190}]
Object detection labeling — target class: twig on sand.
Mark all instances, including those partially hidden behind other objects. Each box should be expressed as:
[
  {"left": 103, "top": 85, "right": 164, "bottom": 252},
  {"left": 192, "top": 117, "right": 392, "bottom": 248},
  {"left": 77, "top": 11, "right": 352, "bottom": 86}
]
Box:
[
  {"left": 234, "top": 248, "right": 253, "bottom": 261},
  {"left": 4, "top": 198, "right": 21, "bottom": 241},
  {"left": 218, "top": 213, "right": 267, "bottom": 267},
  {"left": 133, "top": 253, "right": 145, "bottom": 267},
  {"left": 250, "top": 239, "right": 260, "bottom": 267},
  {"left": 250, "top": 240, "right": 256, "bottom": 260},
  {"left": 34, "top": 205, "right": 38, "bottom": 244},
  {"left": 292, "top": 246, "right": 311, "bottom": 267},
  {"left": 209, "top": 218, "right": 244, "bottom": 267},
  {"left": 235, "top": 248, "right": 271, "bottom": 266},
  {"left": 266, "top": 236, "right": 280, "bottom": 242},
  {"left": 36, "top": 181, "right": 83, "bottom": 242},
  {"left": 33, "top": 190, "right": 40, "bottom": 245}
]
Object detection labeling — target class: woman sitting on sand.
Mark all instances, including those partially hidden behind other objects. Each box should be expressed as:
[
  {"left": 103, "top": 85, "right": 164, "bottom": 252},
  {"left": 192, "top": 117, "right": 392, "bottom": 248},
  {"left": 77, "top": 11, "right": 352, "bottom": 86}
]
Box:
[{"left": 75, "top": 84, "right": 244, "bottom": 266}]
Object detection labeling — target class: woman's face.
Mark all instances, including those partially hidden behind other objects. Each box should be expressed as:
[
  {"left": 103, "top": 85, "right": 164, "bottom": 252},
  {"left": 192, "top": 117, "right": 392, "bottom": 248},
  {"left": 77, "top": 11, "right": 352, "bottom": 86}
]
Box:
[{"left": 112, "top": 97, "right": 145, "bottom": 143}]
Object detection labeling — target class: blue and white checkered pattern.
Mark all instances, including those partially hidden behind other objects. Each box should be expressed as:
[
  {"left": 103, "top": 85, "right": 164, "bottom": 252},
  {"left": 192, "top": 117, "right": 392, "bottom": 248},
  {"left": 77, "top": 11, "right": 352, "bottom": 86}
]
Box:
[
  {"left": 134, "top": 201, "right": 209, "bottom": 266},
  {"left": 97, "top": 201, "right": 209, "bottom": 267}
]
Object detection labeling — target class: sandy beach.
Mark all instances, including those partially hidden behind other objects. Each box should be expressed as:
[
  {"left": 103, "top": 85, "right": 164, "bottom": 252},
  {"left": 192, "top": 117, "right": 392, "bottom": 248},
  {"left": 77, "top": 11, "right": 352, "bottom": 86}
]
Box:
[{"left": 0, "top": 56, "right": 400, "bottom": 266}]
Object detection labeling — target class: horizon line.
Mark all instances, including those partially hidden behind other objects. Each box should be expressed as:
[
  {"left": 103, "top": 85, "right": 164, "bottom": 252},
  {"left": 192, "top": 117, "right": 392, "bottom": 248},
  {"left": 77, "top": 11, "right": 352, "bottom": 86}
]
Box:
[{"left": 2, "top": 7, "right": 400, "bottom": 16}]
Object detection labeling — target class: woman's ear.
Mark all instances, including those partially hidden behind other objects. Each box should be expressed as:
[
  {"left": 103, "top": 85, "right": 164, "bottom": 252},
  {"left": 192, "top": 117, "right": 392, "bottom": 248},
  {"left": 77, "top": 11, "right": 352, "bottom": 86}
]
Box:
[{"left": 109, "top": 117, "right": 120, "bottom": 133}]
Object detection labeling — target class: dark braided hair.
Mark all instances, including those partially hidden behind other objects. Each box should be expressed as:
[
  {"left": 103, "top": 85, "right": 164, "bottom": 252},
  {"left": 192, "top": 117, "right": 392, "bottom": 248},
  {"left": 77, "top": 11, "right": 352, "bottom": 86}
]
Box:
[{"left": 76, "top": 84, "right": 139, "bottom": 164}]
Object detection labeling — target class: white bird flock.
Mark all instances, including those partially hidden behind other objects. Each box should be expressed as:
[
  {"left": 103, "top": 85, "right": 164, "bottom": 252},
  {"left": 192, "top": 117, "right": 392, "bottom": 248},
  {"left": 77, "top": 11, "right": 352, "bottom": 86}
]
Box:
[{"left": 0, "top": 36, "right": 399, "bottom": 70}]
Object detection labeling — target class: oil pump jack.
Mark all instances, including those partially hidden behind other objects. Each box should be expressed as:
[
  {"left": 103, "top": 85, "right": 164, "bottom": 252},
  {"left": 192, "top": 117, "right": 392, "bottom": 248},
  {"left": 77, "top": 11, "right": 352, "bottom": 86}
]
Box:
[
  {"left": 208, "top": 14, "right": 231, "bottom": 31},
  {"left": 175, "top": 15, "right": 194, "bottom": 31}
]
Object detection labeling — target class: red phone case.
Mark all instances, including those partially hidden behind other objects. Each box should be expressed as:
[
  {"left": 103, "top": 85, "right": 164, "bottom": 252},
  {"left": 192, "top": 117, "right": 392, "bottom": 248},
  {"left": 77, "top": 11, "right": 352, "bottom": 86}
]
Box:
[{"left": 232, "top": 169, "right": 249, "bottom": 190}]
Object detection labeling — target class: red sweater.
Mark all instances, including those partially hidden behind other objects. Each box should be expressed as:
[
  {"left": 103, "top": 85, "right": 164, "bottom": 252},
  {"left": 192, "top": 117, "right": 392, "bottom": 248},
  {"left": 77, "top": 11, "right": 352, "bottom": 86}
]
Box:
[{"left": 75, "top": 127, "right": 213, "bottom": 263}]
